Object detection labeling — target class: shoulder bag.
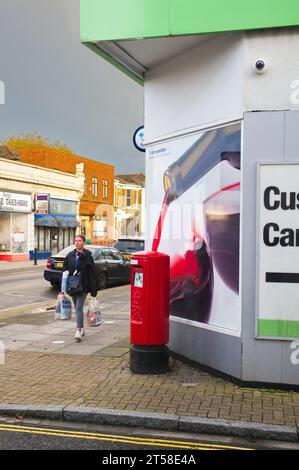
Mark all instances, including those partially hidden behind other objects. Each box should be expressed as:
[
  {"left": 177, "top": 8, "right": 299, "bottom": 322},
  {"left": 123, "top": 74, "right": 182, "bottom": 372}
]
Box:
[{"left": 67, "top": 255, "right": 83, "bottom": 296}]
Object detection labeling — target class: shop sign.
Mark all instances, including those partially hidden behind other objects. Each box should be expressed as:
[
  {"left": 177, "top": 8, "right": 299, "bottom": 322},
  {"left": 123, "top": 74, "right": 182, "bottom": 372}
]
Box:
[
  {"left": 133, "top": 125, "right": 145, "bottom": 152},
  {"left": 0, "top": 191, "right": 31, "bottom": 213},
  {"left": 35, "top": 194, "right": 50, "bottom": 214},
  {"left": 50, "top": 198, "right": 76, "bottom": 215},
  {"left": 257, "top": 163, "right": 299, "bottom": 339}
]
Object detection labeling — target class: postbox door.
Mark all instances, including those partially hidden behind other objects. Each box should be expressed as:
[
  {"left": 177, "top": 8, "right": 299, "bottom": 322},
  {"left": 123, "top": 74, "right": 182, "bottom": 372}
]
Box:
[{"left": 131, "top": 262, "right": 150, "bottom": 345}]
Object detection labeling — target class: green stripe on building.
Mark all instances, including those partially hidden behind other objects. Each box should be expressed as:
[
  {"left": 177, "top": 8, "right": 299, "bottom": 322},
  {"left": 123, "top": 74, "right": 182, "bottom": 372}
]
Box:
[
  {"left": 170, "top": 0, "right": 299, "bottom": 36},
  {"left": 81, "top": 0, "right": 299, "bottom": 42},
  {"left": 80, "top": 0, "right": 170, "bottom": 42},
  {"left": 258, "top": 320, "right": 299, "bottom": 338}
]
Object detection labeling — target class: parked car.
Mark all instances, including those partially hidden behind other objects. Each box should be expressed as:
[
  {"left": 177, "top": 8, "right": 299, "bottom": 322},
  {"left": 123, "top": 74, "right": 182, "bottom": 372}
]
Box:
[
  {"left": 113, "top": 238, "right": 145, "bottom": 260},
  {"left": 44, "top": 245, "right": 130, "bottom": 290}
]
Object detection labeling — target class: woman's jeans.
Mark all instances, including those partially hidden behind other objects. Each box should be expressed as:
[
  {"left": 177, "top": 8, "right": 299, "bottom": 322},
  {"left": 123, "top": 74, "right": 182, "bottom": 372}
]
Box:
[{"left": 71, "top": 293, "right": 87, "bottom": 329}]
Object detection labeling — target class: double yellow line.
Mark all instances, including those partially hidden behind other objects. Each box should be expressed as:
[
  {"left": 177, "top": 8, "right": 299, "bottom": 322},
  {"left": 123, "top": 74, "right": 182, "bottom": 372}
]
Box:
[{"left": 0, "top": 423, "right": 252, "bottom": 450}]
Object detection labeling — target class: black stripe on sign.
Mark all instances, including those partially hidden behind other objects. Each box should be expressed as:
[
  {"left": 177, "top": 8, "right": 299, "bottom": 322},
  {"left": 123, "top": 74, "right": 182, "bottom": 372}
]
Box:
[{"left": 266, "top": 272, "right": 299, "bottom": 283}]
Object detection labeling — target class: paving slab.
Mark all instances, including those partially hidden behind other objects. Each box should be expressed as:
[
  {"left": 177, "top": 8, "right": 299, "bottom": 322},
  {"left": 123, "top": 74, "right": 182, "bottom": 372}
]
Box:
[
  {"left": 56, "top": 343, "right": 109, "bottom": 356},
  {"left": 12, "top": 332, "right": 52, "bottom": 342},
  {"left": 16, "top": 341, "right": 70, "bottom": 353},
  {"left": 1, "top": 340, "right": 31, "bottom": 351},
  {"left": 92, "top": 347, "right": 129, "bottom": 357}
]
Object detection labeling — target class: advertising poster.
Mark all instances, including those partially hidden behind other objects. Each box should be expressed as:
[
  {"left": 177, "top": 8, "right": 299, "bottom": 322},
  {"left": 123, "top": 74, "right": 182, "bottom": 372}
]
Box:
[
  {"left": 147, "top": 124, "right": 241, "bottom": 333},
  {"left": 257, "top": 163, "right": 299, "bottom": 339},
  {"left": 35, "top": 194, "right": 50, "bottom": 214}
]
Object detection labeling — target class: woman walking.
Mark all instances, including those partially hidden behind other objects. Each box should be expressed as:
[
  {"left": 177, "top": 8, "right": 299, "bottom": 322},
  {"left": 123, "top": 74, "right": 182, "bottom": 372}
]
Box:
[{"left": 63, "top": 234, "right": 98, "bottom": 341}]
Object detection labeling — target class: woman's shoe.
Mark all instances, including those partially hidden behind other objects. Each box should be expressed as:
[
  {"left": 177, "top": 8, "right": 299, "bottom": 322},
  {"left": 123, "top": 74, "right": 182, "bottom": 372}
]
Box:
[{"left": 74, "top": 329, "right": 82, "bottom": 341}]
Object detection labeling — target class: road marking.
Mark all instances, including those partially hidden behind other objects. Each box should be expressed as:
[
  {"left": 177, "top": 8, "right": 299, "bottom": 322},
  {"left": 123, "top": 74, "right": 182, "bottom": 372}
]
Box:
[{"left": 0, "top": 424, "right": 252, "bottom": 450}]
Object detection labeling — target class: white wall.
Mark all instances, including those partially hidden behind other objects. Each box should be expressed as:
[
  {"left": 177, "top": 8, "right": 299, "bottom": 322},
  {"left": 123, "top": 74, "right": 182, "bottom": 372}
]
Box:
[
  {"left": 141, "top": 187, "right": 146, "bottom": 236},
  {"left": 28, "top": 212, "right": 35, "bottom": 251},
  {"left": 244, "top": 28, "right": 299, "bottom": 111},
  {"left": 144, "top": 33, "right": 244, "bottom": 143}
]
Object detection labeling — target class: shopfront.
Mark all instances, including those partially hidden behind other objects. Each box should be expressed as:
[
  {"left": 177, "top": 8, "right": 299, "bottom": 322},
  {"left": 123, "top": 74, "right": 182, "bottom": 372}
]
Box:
[
  {"left": 34, "top": 197, "right": 79, "bottom": 256},
  {"left": 0, "top": 190, "right": 31, "bottom": 261}
]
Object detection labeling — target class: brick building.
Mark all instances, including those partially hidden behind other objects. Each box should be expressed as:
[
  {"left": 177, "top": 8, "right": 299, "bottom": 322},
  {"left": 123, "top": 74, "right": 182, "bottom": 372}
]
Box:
[{"left": 18, "top": 148, "right": 115, "bottom": 244}]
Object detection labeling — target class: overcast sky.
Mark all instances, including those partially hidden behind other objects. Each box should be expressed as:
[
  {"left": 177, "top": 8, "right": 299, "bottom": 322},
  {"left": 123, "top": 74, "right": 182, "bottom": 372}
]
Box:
[{"left": 0, "top": 0, "right": 144, "bottom": 174}]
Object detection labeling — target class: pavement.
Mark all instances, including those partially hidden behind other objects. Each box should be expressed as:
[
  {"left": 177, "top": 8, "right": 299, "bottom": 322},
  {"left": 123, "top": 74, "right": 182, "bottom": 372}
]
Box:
[
  {"left": 0, "top": 259, "right": 46, "bottom": 274},
  {"left": 0, "top": 262, "right": 299, "bottom": 443}
]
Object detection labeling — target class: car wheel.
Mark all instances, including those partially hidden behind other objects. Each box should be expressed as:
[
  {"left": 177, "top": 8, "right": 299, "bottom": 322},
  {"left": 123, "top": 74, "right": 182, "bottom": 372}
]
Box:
[{"left": 99, "top": 272, "right": 107, "bottom": 290}]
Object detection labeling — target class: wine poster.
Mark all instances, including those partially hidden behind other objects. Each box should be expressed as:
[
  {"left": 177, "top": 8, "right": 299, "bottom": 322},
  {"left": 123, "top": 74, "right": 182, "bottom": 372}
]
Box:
[{"left": 147, "top": 123, "right": 241, "bottom": 333}]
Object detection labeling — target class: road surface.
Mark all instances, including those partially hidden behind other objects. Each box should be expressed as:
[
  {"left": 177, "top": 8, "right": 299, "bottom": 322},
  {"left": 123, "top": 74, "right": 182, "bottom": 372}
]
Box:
[{"left": 0, "top": 270, "right": 56, "bottom": 310}]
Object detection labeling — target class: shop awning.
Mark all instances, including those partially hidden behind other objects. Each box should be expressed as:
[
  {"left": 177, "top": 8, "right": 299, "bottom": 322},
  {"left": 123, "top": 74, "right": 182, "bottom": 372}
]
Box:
[
  {"left": 34, "top": 215, "right": 58, "bottom": 227},
  {"left": 53, "top": 216, "right": 80, "bottom": 228}
]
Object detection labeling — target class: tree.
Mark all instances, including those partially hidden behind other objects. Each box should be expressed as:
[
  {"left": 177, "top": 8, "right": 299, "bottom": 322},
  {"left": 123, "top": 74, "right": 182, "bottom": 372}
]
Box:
[{"left": 1, "top": 132, "right": 73, "bottom": 154}]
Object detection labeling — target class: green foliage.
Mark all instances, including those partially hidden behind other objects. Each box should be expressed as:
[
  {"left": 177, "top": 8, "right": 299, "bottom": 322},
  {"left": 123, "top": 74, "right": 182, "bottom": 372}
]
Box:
[{"left": 1, "top": 132, "right": 73, "bottom": 154}]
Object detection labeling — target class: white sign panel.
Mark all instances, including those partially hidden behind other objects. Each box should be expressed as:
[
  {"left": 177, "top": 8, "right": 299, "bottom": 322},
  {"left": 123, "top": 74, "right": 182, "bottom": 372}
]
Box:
[
  {"left": 0, "top": 191, "right": 31, "bottom": 213},
  {"left": 134, "top": 272, "right": 143, "bottom": 288},
  {"left": 257, "top": 163, "right": 299, "bottom": 339}
]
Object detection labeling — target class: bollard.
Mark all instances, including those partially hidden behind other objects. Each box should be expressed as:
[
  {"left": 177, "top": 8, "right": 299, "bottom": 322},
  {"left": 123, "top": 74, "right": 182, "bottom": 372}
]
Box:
[{"left": 33, "top": 248, "right": 38, "bottom": 266}]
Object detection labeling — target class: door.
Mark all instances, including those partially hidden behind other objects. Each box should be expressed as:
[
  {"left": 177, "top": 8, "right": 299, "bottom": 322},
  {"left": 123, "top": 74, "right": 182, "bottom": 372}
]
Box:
[
  {"left": 94, "top": 248, "right": 115, "bottom": 283},
  {"left": 110, "top": 248, "right": 130, "bottom": 283},
  {"left": 50, "top": 228, "right": 58, "bottom": 255}
]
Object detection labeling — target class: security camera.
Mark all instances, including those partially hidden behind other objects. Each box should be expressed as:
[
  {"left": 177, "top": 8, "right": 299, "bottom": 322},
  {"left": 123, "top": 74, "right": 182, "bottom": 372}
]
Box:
[{"left": 254, "top": 59, "right": 267, "bottom": 74}]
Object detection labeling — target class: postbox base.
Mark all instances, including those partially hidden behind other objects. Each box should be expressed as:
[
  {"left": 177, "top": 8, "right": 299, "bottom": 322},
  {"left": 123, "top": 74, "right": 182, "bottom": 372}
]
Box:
[{"left": 130, "top": 345, "right": 169, "bottom": 374}]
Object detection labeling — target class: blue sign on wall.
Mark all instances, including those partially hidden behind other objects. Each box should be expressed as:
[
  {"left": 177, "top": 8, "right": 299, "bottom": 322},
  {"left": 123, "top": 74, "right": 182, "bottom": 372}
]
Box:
[{"left": 133, "top": 126, "right": 145, "bottom": 152}]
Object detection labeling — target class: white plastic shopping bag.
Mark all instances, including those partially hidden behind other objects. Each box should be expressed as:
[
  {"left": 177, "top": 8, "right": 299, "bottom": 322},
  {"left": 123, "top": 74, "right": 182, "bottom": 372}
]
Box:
[
  {"left": 86, "top": 297, "right": 102, "bottom": 327},
  {"left": 55, "top": 292, "right": 64, "bottom": 320},
  {"left": 60, "top": 293, "right": 72, "bottom": 320}
]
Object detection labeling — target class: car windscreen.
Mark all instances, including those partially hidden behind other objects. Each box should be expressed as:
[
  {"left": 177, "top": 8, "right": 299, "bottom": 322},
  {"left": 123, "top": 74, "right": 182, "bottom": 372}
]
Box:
[
  {"left": 115, "top": 240, "right": 144, "bottom": 252},
  {"left": 55, "top": 245, "right": 98, "bottom": 257}
]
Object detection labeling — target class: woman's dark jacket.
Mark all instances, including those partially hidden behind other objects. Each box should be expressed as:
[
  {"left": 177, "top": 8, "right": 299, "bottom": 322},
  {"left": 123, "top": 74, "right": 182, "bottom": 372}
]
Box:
[{"left": 63, "top": 249, "right": 98, "bottom": 297}]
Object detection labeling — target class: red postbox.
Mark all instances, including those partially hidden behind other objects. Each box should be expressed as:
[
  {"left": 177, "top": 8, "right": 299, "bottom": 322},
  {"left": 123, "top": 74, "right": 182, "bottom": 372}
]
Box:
[{"left": 130, "top": 251, "right": 170, "bottom": 374}]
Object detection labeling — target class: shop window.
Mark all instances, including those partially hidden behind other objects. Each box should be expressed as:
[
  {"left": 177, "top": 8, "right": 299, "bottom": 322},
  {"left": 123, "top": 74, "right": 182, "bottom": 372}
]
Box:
[
  {"left": 11, "top": 213, "right": 28, "bottom": 254},
  {"left": 92, "top": 177, "right": 98, "bottom": 197},
  {"left": 58, "top": 228, "right": 64, "bottom": 252},
  {"left": 0, "top": 213, "right": 11, "bottom": 252},
  {"left": 36, "top": 227, "right": 42, "bottom": 251},
  {"left": 71, "top": 228, "right": 76, "bottom": 244}
]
